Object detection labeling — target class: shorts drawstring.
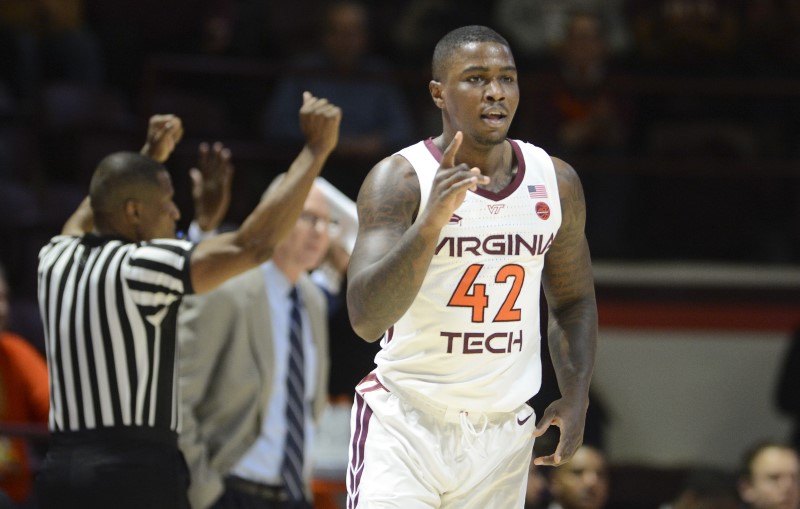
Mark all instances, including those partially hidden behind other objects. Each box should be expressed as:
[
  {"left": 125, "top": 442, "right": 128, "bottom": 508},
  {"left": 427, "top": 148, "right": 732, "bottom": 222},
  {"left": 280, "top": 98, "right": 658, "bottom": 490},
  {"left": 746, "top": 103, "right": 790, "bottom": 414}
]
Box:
[{"left": 458, "top": 411, "right": 488, "bottom": 457}]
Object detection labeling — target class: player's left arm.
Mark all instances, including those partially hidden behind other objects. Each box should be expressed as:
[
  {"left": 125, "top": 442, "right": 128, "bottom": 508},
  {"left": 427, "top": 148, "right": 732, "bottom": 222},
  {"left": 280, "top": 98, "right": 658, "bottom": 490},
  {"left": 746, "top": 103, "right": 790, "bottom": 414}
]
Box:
[{"left": 534, "top": 156, "right": 598, "bottom": 466}]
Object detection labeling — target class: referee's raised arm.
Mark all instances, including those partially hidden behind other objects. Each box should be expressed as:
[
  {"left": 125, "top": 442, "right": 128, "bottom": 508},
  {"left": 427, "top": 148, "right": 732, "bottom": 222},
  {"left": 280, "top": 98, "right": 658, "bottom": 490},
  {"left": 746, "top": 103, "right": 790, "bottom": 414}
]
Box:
[{"left": 190, "top": 92, "right": 341, "bottom": 294}]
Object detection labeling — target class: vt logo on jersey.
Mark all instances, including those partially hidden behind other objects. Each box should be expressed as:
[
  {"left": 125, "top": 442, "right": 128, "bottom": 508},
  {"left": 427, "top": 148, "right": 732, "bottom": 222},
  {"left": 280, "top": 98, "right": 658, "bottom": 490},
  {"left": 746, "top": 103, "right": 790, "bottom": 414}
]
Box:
[{"left": 487, "top": 204, "right": 505, "bottom": 215}]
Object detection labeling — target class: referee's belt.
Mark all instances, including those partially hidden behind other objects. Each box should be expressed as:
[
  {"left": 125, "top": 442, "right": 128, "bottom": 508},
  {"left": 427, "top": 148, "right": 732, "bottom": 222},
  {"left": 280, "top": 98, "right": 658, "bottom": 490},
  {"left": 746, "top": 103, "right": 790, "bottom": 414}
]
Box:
[{"left": 225, "top": 475, "right": 289, "bottom": 502}]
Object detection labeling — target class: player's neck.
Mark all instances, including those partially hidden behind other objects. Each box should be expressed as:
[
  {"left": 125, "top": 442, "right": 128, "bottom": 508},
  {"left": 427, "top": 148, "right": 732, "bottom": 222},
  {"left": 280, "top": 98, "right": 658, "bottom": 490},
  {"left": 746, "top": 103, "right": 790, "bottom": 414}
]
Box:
[
  {"left": 437, "top": 135, "right": 506, "bottom": 171},
  {"left": 459, "top": 140, "right": 512, "bottom": 178},
  {"left": 470, "top": 141, "right": 515, "bottom": 193}
]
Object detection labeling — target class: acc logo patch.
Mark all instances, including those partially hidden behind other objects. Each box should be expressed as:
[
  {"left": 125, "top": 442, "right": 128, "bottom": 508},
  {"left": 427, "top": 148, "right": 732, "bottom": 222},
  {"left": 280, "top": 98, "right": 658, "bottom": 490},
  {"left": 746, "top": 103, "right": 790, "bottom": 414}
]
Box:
[{"left": 535, "top": 202, "right": 550, "bottom": 220}]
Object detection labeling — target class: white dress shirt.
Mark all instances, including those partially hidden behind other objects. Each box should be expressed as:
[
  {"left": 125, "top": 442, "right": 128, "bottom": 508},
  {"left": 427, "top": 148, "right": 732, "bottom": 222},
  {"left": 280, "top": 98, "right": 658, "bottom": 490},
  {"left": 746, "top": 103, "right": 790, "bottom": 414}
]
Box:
[{"left": 230, "top": 261, "right": 318, "bottom": 485}]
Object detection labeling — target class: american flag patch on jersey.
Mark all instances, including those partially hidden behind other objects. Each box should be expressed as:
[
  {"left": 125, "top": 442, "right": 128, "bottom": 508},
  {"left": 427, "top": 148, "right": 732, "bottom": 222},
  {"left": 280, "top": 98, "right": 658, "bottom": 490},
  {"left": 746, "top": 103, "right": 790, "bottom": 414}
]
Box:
[{"left": 528, "top": 185, "right": 548, "bottom": 198}]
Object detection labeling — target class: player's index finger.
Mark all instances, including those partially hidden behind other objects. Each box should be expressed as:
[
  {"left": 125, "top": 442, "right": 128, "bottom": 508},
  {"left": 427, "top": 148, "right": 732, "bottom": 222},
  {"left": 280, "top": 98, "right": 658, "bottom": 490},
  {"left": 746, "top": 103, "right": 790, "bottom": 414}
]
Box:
[{"left": 441, "top": 131, "right": 462, "bottom": 168}]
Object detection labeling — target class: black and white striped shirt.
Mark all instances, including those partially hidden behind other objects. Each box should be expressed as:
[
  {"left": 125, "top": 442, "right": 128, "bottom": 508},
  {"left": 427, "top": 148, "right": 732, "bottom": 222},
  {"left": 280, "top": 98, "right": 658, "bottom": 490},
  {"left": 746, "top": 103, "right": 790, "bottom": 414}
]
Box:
[{"left": 37, "top": 234, "right": 195, "bottom": 435}]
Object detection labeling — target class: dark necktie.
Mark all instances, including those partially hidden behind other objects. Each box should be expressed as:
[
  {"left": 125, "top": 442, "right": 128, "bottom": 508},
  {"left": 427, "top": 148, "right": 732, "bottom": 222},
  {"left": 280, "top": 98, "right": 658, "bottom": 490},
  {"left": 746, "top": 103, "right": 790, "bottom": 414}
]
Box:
[{"left": 282, "top": 287, "right": 306, "bottom": 502}]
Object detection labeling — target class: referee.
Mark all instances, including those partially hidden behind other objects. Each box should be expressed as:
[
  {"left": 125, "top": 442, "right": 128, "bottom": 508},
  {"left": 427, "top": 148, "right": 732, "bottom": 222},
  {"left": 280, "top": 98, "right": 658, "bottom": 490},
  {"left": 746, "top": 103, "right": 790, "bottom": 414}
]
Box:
[{"left": 34, "top": 92, "right": 341, "bottom": 509}]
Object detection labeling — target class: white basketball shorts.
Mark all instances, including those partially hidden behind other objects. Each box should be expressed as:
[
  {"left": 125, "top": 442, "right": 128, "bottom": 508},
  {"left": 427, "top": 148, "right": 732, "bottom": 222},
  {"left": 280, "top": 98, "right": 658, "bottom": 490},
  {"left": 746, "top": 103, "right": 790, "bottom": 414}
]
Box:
[{"left": 346, "top": 373, "right": 536, "bottom": 508}]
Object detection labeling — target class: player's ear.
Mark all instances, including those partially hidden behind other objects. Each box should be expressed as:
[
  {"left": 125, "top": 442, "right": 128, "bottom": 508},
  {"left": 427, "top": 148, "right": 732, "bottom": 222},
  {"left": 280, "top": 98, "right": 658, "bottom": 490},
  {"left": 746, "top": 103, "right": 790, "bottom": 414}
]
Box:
[{"left": 429, "top": 80, "right": 444, "bottom": 109}]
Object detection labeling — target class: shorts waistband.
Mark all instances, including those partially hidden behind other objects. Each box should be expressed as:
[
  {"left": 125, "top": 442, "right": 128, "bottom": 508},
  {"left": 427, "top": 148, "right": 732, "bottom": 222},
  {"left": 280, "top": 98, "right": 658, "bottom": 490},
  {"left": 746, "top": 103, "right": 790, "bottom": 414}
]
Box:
[{"left": 378, "top": 375, "right": 512, "bottom": 425}]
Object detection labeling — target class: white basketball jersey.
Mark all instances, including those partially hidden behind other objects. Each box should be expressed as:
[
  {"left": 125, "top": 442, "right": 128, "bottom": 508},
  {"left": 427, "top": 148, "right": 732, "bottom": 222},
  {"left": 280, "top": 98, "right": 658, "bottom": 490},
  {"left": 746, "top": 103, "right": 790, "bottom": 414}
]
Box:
[{"left": 374, "top": 139, "right": 562, "bottom": 413}]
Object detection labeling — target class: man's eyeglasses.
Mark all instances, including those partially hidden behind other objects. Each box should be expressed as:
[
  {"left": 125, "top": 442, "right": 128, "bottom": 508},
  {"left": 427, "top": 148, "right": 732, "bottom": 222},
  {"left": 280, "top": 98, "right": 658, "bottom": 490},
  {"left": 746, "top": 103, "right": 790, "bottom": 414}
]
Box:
[{"left": 298, "top": 211, "right": 340, "bottom": 235}]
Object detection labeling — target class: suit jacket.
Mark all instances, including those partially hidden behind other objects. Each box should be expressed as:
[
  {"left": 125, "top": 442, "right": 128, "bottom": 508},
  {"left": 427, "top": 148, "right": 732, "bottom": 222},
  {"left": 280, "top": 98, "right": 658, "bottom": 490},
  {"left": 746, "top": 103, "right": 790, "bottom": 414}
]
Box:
[{"left": 177, "top": 266, "right": 330, "bottom": 509}]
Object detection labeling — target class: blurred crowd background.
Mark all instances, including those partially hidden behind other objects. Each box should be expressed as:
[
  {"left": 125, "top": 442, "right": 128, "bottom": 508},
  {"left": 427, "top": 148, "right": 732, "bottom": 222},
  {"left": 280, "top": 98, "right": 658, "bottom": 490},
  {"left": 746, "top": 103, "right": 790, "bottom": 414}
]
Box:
[
  {"left": 1, "top": 0, "right": 799, "bottom": 290},
  {"left": 1, "top": 1, "right": 800, "bottom": 507}
]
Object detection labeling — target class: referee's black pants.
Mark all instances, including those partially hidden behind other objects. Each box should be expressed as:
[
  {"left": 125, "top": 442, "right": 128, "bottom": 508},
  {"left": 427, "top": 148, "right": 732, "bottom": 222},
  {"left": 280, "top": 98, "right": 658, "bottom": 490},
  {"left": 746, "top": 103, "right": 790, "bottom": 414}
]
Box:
[{"left": 35, "top": 429, "right": 190, "bottom": 509}]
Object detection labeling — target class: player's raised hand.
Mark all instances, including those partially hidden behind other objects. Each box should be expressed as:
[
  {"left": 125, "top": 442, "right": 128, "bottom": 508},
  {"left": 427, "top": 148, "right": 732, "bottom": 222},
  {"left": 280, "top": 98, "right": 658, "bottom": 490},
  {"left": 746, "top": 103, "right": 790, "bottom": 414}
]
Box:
[
  {"left": 422, "top": 131, "right": 490, "bottom": 230},
  {"left": 141, "top": 114, "right": 184, "bottom": 163},
  {"left": 299, "top": 91, "right": 342, "bottom": 158},
  {"left": 190, "top": 141, "right": 234, "bottom": 232}
]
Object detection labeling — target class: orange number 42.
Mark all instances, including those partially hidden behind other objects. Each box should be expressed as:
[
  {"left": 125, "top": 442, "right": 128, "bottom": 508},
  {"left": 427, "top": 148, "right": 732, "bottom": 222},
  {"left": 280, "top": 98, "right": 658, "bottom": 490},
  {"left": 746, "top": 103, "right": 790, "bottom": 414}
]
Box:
[{"left": 447, "top": 264, "right": 524, "bottom": 323}]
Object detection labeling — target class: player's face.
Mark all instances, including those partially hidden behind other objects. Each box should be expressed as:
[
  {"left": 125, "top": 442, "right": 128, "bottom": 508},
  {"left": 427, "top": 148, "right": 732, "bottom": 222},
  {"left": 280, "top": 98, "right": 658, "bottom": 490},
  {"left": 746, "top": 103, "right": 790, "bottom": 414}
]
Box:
[
  {"left": 741, "top": 448, "right": 800, "bottom": 509},
  {"left": 436, "top": 41, "right": 519, "bottom": 147},
  {"left": 136, "top": 171, "right": 180, "bottom": 240}
]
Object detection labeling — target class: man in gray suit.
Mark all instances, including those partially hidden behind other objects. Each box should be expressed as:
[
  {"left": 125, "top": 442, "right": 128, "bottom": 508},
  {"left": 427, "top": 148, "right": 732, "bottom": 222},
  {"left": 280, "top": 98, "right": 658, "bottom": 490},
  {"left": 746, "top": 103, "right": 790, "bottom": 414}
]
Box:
[{"left": 178, "top": 182, "right": 340, "bottom": 509}]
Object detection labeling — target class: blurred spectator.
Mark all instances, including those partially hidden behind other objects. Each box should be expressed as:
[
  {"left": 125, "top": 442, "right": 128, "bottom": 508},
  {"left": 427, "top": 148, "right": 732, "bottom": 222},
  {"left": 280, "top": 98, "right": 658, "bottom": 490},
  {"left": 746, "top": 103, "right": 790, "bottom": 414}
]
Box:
[
  {"left": 548, "top": 445, "right": 610, "bottom": 509},
  {"left": 526, "top": 460, "right": 552, "bottom": 509},
  {"left": 737, "top": 441, "right": 800, "bottom": 509},
  {"left": 776, "top": 330, "right": 800, "bottom": 452},
  {"left": 787, "top": 0, "right": 800, "bottom": 73},
  {"left": 0, "top": 491, "right": 12, "bottom": 509},
  {"left": 386, "top": 0, "right": 493, "bottom": 67},
  {"left": 0, "top": 0, "right": 103, "bottom": 114},
  {"left": 527, "top": 11, "right": 635, "bottom": 259},
  {"left": 0, "top": 262, "right": 49, "bottom": 507},
  {"left": 737, "top": 0, "right": 790, "bottom": 77},
  {"left": 661, "top": 467, "right": 739, "bottom": 509},
  {"left": 627, "top": 0, "right": 754, "bottom": 158},
  {"left": 262, "top": 0, "right": 414, "bottom": 199},
  {"left": 626, "top": 3, "right": 766, "bottom": 261},
  {"left": 159, "top": 0, "right": 278, "bottom": 59},
  {"left": 626, "top": 0, "right": 741, "bottom": 76},
  {"left": 84, "top": 0, "right": 232, "bottom": 101},
  {"left": 528, "top": 11, "right": 633, "bottom": 156},
  {"left": 493, "top": 0, "right": 632, "bottom": 66}
]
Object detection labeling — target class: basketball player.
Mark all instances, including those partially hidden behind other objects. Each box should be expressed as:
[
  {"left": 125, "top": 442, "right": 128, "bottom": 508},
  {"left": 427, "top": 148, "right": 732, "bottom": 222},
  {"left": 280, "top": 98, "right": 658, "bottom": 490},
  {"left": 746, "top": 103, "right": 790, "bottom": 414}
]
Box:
[{"left": 344, "top": 25, "right": 598, "bottom": 508}]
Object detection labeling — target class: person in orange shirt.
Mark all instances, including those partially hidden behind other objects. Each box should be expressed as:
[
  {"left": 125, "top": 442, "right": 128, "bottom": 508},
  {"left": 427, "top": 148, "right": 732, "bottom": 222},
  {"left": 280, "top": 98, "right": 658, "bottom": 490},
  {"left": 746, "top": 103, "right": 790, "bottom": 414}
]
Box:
[{"left": 0, "top": 262, "right": 49, "bottom": 505}]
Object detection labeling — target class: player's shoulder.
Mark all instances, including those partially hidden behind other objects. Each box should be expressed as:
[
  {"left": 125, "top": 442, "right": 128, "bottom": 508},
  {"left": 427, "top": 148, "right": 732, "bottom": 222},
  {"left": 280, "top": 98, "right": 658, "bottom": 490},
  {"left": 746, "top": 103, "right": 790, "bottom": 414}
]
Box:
[
  {"left": 510, "top": 138, "right": 548, "bottom": 153},
  {"left": 510, "top": 138, "right": 557, "bottom": 170},
  {"left": 545, "top": 156, "right": 585, "bottom": 209},
  {"left": 355, "top": 152, "right": 423, "bottom": 222},
  {"left": 363, "top": 152, "right": 419, "bottom": 195},
  {"left": 548, "top": 156, "right": 580, "bottom": 185},
  {"left": 511, "top": 138, "right": 581, "bottom": 197}
]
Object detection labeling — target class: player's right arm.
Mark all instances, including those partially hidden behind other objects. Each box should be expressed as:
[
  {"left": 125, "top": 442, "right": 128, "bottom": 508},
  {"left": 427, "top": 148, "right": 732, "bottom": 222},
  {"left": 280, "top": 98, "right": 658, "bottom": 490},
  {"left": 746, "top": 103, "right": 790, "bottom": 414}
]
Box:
[
  {"left": 346, "top": 132, "right": 487, "bottom": 342},
  {"left": 190, "top": 92, "right": 341, "bottom": 294}
]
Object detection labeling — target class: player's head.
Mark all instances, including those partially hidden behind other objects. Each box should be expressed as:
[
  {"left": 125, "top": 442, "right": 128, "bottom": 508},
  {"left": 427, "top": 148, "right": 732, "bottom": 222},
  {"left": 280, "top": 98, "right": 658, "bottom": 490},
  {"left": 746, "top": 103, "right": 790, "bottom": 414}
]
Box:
[
  {"left": 429, "top": 25, "right": 519, "bottom": 146},
  {"left": 90, "top": 152, "right": 180, "bottom": 241},
  {"left": 432, "top": 25, "right": 512, "bottom": 81},
  {"left": 738, "top": 441, "right": 800, "bottom": 509}
]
